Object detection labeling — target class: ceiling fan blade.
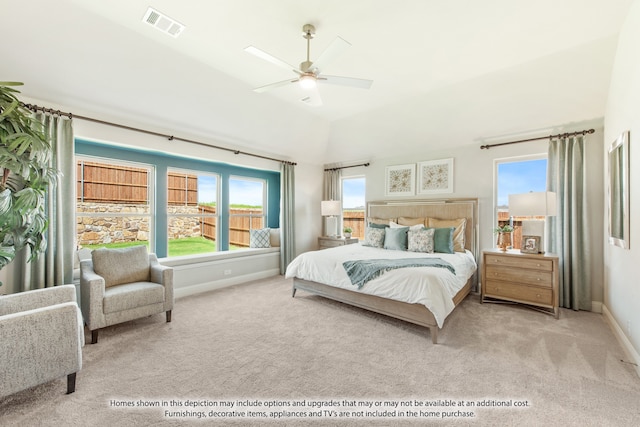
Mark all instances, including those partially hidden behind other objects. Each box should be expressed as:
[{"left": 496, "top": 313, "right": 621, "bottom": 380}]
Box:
[
  {"left": 253, "top": 79, "right": 297, "bottom": 93},
  {"left": 244, "top": 46, "right": 301, "bottom": 75},
  {"left": 321, "top": 75, "right": 373, "bottom": 89},
  {"left": 300, "top": 86, "right": 323, "bottom": 107},
  {"left": 308, "top": 36, "right": 351, "bottom": 74}
]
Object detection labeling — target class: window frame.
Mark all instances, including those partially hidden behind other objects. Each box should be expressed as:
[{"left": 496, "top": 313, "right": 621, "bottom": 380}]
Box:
[
  {"left": 493, "top": 153, "right": 548, "bottom": 249},
  {"left": 166, "top": 167, "right": 220, "bottom": 256},
  {"left": 74, "top": 138, "right": 281, "bottom": 257},
  {"left": 341, "top": 175, "right": 366, "bottom": 239},
  {"left": 75, "top": 155, "right": 156, "bottom": 251},
  {"left": 228, "top": 176, "right": 267, "bottom": 249}
]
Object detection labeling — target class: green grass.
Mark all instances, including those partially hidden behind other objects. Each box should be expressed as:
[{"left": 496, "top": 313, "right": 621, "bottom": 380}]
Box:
[
  {"left": 168, "top": 236, "right": 216, "bottom": 257},
  {"left": 82, "top": 236, "right": 245, "bottom": 257}
]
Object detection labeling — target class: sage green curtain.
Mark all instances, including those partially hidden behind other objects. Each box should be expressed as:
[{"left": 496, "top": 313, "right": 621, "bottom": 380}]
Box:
[
  {"left": 16, "top": 114, "right": 75, "bottom": 291},
  {"left": 546, "top": 135, "right": 591, "bottom": 310},
  {"left": 279, "top": 162, "right": 295, "bottom": 274},
  {"left": 323, "top": 168, "right": 342, "bottom": 235}
]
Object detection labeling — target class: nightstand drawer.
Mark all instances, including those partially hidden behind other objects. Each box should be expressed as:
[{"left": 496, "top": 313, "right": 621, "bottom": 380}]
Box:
[
  {"left": 485, "top": 280, "right": 553, "bottom": 306},
  {"left": 485, "top": 265, "right": 552, "bottom": 287},
  {"left": 485, "top": 254, "right": 553, "bottom": 271},
  {"left": 320, "top": 239, "right": 346, "bottom": 248}
]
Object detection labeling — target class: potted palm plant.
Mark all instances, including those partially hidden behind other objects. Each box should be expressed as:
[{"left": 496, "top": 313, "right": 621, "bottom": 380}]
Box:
[
  {"left": 343, "top": 227, "right": 353, "bottom": 238},
  {"left": 0, "top": 81, "right": 58, "bottom": 286}
]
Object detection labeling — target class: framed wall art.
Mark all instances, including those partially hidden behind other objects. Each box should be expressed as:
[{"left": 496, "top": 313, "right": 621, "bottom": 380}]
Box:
[
  {"left": 417, "top": 158, "right": 454, "bottom": 194},
  {"left": 385, "top": 164, "right": 415, "bottom": 196}
]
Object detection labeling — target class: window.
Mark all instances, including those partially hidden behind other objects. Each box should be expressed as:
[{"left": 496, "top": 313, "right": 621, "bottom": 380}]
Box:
[
  {"left": 495, "top": 155, "right": 547, "bottom": 249},
  {"left": 342, "top": 176, "right": 366, "bottom": 239},
  {"left": 75, "top": 138, "right": 281, "bottom": 258},
  {"left": 228, "top": 177, "right": 266, "bottom": 250},
  {"left": 167, "top": 169, "right": 219, "bottom": 257},
  {"left": 76, "top": 158, "right": 153, "bottom": 251}
]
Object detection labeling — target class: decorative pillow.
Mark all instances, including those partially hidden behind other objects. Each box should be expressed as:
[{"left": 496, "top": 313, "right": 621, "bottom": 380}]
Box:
[
  {"left": 426, "top": 227, "right": 455, "bottom": 254},
  {"left": 363, "top": 227, "right": 386, "bottom": 248},
  {"left": 368, "top": 217, "right": 395, "bottom": 226},
  {"left": 408, "top": 227, "right": 435, "bottom": 253},
  {"left": 250, "top": 228, "right": 271, "bottom": 248},
  {"left": 384, "top": 226, "right": 409, "bottom": 251},
  {"left": 92, "top": 245, "right": 150, "bottom": 288},
  {"left": 368, "top": 222, "right": 389, "bottom": 229},
  {"left": 398, "top": 217, "right": 427, "bottom": 226},
  {"left": 269, "top": 228, "right": 280, "bottom": 247},
  {"left": 428, "top": 218, "right": 467, "bottom": 252}
]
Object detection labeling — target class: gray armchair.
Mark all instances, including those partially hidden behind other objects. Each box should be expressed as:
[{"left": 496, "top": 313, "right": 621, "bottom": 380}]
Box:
[
  {"left": 0, "top": 285, "right": 83, "bottom": 398},
  {"left": 80, "top": 245, "right": 174, "bottom": 344}
]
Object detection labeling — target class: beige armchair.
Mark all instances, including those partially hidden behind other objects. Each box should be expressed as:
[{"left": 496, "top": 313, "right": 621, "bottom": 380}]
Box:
[
  {"left": 80, "top": 245, "right": 174, "bottom": 344},
  {"left": 0, "top": 285, "right": 83, "bottom": 398}
]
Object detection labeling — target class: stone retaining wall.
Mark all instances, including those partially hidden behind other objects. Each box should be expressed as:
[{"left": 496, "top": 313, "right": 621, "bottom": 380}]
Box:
[{"left": 76, "top": 203, "right": 204, "bottom": 246}]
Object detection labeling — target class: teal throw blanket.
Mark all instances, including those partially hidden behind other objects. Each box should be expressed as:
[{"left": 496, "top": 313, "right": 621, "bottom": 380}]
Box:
[{"left": 343, "top": 258, "right": 456, "bottom": 289}]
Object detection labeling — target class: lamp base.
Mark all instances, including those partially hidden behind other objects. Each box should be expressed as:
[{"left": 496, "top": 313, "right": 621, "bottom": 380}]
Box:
[{"left": 324, "top": 216, "right": 338, "bottom": 238}]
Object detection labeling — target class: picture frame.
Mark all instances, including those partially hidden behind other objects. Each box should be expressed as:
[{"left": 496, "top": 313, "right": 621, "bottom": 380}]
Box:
[
  {"left": 417, "top": 158, "right": 454, "bottom": 194},
  {"left": 521, "top": 235, "right": 541, "bottom": 254},
  {"left": 385, "top": 164, "right": 415, "bottom": 196}
]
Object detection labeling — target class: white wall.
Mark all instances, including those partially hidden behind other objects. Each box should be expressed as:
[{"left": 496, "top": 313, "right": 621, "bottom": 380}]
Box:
[
  {"left": 342, "top": 126, "right": 605, "bottom": 305},
  {"left": 603, "top": 0, "right": 640, "bottom": 370}
]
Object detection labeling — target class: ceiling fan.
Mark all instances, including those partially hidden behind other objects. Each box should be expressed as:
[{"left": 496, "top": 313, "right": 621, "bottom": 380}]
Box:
[{"left": 245, "top": 24, "right": 373, "bottom": 106}]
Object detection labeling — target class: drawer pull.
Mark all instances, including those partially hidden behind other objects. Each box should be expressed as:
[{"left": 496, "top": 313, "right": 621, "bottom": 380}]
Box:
[{"left": 536, "top": 263, "right": 541, "bottom": 267}]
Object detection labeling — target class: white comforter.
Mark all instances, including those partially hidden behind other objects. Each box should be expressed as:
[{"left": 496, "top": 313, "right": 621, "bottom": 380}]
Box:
[{"left": 285, "top": 244, "right": 477, "bottom": 327}]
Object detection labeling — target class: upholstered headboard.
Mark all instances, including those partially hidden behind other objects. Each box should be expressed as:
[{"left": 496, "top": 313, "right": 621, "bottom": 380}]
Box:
[{"left": 367, "top": 198, "right": 479, "bottom": 261}]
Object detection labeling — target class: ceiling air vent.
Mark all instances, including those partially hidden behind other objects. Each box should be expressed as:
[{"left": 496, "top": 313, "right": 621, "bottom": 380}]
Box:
[{"left": 142, "top": 7, "right": 185, "bottom": 38}]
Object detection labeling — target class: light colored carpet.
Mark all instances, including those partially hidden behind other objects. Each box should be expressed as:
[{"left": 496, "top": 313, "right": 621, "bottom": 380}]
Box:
[{"left": 1, "top": 275, "right": 639, "bottom": 426}]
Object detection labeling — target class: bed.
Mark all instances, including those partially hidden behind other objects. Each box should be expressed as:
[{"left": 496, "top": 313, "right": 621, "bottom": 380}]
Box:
[{"left": 286, "top": 198, "right": 478, "bottom": 343}]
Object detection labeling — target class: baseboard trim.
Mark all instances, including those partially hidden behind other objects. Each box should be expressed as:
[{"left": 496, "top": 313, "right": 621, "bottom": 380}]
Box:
[
  {"left": 591, "top": 301, "right": 603, "bottom": 313},
  {"left": 174, "top": 269, "right": 281, "bottom": 299},
  {"left": 602, "top": 304, "right": 640, "bottom": 378}
]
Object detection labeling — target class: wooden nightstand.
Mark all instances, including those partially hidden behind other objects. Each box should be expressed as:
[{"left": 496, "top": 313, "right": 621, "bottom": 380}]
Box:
[
  {"left": 318, "top": 236, "right": 359, "bottom": 249},
  {"left": 481, "top": 249, "right": 559, "bottom": 318}
]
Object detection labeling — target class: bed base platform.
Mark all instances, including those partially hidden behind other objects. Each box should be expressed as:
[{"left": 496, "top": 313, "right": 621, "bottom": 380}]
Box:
[{"left": 292, "top": 277, "right": 472, "bottom": 344}]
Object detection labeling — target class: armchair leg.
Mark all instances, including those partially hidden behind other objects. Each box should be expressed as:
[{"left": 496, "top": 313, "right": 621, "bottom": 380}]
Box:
[
  {"left": 166, "top": 310, "right": 172, "bottom": 323},
  {"left": 67, "top": 372, "right": 77, "bottom": 394},
  {"left": 91, "top": 329, "right": 99, "bottom": 344}
]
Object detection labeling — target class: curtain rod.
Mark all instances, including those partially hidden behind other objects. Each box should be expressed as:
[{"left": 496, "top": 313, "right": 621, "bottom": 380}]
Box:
[
  {"left": 479, "top": 128, "right": 595, "bottom": 150},
  {"left": 324, "top": 162, "right": 370, "bottom": 171},
  {"left": 22, "top": 103, "right": 297, "bottom": 166}
]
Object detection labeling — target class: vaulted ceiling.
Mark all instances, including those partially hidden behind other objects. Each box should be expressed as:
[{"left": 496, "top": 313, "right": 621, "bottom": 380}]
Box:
[{"left": 1, "top": 0, "right": 633, "bottom": 165}]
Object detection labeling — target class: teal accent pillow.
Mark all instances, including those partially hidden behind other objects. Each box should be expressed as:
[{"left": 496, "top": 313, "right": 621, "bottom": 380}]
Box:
[
  {"left": 368, "top": 222, "right": 389, "bottom": 229},
  {"left": 384, "top": 226, "right": 409, "bottom": 251},
  {"left": 426, "top": 227, "right": 455, "bottom": 254}
]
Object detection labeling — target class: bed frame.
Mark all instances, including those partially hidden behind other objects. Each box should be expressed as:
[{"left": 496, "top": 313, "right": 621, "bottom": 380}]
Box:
[{"left": 292, "top": 198, "right": 479, "bottom": 344}]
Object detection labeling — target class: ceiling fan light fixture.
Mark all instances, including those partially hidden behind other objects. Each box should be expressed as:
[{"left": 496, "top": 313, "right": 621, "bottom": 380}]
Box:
[{"left": 299, "top": 74, "right": 317, "bottom": 90}]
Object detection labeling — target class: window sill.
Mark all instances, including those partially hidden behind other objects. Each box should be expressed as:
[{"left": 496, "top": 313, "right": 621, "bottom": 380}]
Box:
[{"left": 159, "top": 247, "right": 280, "bottom": 267}]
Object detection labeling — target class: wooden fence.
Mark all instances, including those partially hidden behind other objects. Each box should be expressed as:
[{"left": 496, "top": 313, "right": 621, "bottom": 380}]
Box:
[
  {"left": 77, "top": 160, "right": 198, "bottom": 205},
  {"left": 343, "top": 210, "right": 365, "bottom": 239},
  {"left": 186, "top": 205, "right": 264, "bottom": 248}
]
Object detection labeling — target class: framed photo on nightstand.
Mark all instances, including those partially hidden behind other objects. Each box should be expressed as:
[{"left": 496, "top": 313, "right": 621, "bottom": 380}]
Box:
[{"left": 521, "top": 235, "right": 541, "bottom": 254}]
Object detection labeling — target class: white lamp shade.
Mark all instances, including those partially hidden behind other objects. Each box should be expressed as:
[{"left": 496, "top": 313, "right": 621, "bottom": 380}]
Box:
[
  {"left": 508, "top": 192, "right": 557, "bottom": 217},
  {"left": 321, "top": 200, "right": 341, "bottom": 216}
]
